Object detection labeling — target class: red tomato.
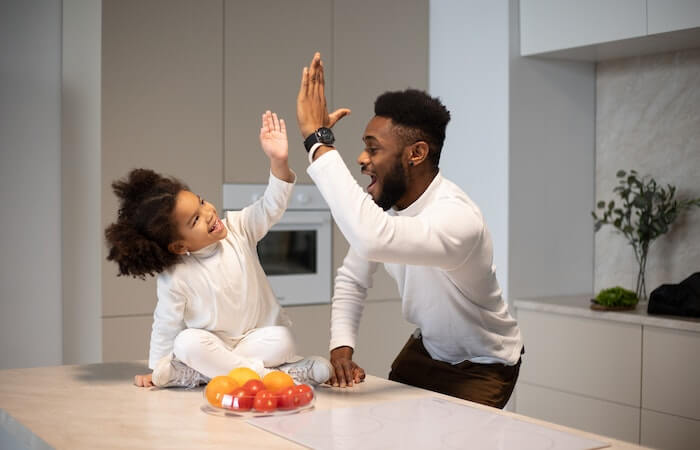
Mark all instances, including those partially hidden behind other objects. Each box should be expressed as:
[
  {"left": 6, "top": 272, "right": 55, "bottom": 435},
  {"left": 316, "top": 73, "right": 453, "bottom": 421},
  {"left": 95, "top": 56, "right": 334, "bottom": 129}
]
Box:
[
  {"left": 276, "top": 386, "right": 301, "bottom": 410},
  {"left": 253, "top": 390, "right": 277, "bottom": 412},
  {"left": 294, "top": 384, "right": 313, "bottom": 406},
  {"left": 242, "top": 379, "right": 265, "bottom": 396},
  {"left": 225, "top": 387, "right": 253, "bottom": 411}
]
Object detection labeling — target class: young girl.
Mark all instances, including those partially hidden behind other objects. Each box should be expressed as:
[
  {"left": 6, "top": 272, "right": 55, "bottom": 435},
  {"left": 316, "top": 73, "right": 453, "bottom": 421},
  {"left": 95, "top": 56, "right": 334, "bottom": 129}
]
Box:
[{"left": 105, "top": 111, "right": 332, "bottom": 388}]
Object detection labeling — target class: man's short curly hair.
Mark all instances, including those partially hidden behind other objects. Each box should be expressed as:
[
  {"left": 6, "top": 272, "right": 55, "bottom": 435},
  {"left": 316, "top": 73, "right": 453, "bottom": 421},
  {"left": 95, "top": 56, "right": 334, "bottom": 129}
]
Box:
[{"left": 374, "top": 89, "right": 451, "bottom": 169}]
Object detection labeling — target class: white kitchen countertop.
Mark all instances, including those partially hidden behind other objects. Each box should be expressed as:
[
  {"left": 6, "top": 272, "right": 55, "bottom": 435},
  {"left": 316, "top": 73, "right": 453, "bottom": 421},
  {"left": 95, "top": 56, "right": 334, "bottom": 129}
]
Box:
[
  {"left": 0, "top": 362, "right": 647, "bottom": 449},
  {"left": 513, "top": 294, "right": 700, "bottom": 333}
]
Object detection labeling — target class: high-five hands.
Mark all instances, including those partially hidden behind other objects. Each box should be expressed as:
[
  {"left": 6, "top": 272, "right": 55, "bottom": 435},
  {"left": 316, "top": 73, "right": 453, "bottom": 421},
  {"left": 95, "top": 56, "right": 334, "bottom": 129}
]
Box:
[{"left": 296, "top": 52, "right": 351, "bottom": 139}]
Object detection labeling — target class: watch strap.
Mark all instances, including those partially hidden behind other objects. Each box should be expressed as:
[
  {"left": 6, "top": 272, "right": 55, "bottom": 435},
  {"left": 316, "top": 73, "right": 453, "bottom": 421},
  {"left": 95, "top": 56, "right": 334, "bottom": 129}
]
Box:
[{"left": 303, "top": 127, "right": 335, "bottom": 152}]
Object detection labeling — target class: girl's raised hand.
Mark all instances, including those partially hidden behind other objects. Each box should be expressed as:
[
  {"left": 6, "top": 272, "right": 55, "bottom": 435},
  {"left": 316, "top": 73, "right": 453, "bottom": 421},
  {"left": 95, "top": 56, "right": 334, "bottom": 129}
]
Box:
[{"left": 259, "top": 110, "right": 288, "bottom": 162}]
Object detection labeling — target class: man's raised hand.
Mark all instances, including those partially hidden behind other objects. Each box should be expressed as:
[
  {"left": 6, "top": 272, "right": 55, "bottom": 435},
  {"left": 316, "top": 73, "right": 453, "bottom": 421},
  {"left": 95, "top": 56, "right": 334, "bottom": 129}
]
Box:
[{"left": 297, "top": 52, "right": 350, "bottom": 139}]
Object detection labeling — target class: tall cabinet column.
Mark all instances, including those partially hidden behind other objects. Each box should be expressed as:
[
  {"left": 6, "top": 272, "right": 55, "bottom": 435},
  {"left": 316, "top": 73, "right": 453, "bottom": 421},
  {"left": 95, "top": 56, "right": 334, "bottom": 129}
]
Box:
[{"left": 101, "top": 0, "right": 224, "bottom": 361}]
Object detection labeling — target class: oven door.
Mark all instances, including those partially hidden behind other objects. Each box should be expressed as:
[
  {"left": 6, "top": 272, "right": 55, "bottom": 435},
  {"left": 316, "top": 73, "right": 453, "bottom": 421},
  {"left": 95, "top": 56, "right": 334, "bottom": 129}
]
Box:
[{"left": 257, "top": 210, "right": 332, "bottom": 306}]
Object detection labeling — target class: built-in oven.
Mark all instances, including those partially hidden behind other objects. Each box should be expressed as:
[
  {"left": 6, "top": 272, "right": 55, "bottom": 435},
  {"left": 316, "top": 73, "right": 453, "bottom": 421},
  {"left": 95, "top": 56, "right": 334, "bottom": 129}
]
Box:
[{"left": 223, "top": 184, "right": 331, "bottom": 306}]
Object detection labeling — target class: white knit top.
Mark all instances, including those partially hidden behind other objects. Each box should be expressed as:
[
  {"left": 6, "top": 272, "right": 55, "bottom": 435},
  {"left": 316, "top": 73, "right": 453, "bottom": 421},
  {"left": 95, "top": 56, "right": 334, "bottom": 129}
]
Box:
[
  {"left": 148, "top": 172, "right": 294, "bottom": 369},
  {"left": 308, "top": 150, "right": 522, "bottom": 365}
]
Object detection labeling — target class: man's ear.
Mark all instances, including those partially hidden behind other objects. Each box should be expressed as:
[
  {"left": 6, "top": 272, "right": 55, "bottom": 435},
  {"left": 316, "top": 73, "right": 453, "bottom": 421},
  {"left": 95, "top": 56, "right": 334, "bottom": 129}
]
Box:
[
  {"left": 408, "top": 141, "right": 430, "bottom": 167},
  {"left": 168, "top": 240, "right": 187, "bottom": 255}
]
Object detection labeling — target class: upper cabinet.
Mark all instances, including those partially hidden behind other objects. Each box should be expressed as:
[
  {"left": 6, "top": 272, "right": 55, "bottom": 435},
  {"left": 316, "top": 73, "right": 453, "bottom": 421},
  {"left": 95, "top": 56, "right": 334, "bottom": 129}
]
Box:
[
  {"left": 520, "top": 0, "right": 646, "bottom": 55},
  {"left": 224, "top": 0, "right": 428, "bottom": 184},
  {"left": 648, "top": 0, "right": 700, "bottom": 34},
  {"left": 520, "top": 0, "right": 700, "bottom": 61}
]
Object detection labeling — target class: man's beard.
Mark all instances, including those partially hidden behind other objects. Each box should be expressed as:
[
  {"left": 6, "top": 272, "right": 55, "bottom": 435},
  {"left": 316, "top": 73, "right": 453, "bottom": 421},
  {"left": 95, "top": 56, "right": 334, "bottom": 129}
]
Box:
[{"left": 374, "top": 158, "right": 408, "bottom": 211}]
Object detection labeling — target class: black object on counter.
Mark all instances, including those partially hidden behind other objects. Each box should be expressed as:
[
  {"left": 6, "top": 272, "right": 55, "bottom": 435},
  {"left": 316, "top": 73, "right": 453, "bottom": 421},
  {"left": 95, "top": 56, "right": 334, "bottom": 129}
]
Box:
[{"left": 648, "top": 272, "right": 700, "bottom": 318}]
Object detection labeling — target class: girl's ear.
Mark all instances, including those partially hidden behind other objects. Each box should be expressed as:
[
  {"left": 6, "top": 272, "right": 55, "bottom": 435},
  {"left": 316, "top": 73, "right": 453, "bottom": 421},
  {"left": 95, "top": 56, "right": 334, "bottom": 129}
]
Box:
[{"left": 168, "top": 240, "right": 187, "bottom": 255}]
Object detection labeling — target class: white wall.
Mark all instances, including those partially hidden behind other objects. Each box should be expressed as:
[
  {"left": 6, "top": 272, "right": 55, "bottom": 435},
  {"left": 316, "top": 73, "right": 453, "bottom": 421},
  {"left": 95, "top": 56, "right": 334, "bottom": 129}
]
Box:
[
  {"left": 429, "top": 0, "right": 511, "bottom": 300},
  {"left": 430, "top": 0, "right": 595, "bottom": 301},
  {"left": 0, "top": 0, "right": 63, "bottom": 369},
  {"left": 508, "top": 0, "right": 595, "bottom": 298},
  {"left": 62, "top": 0, "right": 102, "bottom": 364}
]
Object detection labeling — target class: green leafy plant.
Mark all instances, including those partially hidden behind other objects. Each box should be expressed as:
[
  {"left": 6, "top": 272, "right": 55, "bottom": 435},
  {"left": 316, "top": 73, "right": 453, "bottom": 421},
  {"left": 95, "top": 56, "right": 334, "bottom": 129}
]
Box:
[
  {"left": 592, "top": 170, "right": 700, "bottom": 300},
  {"left": 593, "top": 286, "right": 638, "bottom": 307}
]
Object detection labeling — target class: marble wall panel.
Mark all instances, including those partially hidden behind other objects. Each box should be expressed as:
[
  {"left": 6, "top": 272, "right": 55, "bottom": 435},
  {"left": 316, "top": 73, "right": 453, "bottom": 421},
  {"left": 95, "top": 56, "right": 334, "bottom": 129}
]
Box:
[{"left": 595, "top": 49, "right": 700, "bottom": 296}]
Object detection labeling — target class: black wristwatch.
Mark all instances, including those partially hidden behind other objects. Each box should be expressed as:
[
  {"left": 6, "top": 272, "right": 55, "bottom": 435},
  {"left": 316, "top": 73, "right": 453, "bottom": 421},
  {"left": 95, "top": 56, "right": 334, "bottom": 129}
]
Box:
[{"left": 303, "top": 127, "right": 335, "bottom": 152}]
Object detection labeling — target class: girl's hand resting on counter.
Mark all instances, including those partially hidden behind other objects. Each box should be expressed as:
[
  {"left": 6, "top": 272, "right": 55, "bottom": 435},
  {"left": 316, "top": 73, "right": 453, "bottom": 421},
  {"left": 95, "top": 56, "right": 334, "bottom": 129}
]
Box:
[{"left": 134, "top": 373, "right": 153, "bottom": 387}]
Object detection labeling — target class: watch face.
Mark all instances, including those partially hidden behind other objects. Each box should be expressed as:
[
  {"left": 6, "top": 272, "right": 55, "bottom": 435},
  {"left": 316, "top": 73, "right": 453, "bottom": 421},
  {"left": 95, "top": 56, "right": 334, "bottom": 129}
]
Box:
[{"left": 317, "top": 127, "right": 335, "bottom": 144}]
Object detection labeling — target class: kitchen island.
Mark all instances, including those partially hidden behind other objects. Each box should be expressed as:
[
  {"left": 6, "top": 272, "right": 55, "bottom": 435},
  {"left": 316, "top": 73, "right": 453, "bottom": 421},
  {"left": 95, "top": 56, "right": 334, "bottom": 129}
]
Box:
[{"left": 0, "top": 361, "right": 645, "bottom": 449}]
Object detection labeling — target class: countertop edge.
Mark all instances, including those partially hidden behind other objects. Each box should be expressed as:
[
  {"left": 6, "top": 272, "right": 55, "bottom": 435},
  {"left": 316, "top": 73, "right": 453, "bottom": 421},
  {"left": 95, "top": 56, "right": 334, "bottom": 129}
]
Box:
[
  {"left": 513, "top": 296, "right": 700, "bottom": 333},
  {"left": 1, "top": 408, "right": 53, "bottom": 450}
]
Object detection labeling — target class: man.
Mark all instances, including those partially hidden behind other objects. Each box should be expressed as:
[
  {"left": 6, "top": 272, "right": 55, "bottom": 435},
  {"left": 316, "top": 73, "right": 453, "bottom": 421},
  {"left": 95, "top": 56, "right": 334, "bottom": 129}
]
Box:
[{"left": 296, "top": 53, "right": 523, "bottom": 408}]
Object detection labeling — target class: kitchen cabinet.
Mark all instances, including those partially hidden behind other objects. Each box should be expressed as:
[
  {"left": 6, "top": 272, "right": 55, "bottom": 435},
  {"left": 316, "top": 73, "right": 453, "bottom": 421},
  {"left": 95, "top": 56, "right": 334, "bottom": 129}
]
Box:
[
  {"left": 519, "top": 0, "right": 647, "bottom": 56},
  {"left": 648, "top": 0, "right": 700, "bottom": 34},
  {"left": 641, "top": 327, "right": 700, "bottom": 424},
  {"left": 224, "top": 0, "right": 332, "bottom": 184},
  {"left": 514, "top": 295, "right": 700, "bottom": 446},
  {"left": 283, "top": 299, "right": 415, "bottom": 378},
  {"left": 101, "top": 0, "right": 224, "bottom": 323},
  {"left": 517, "top": 383, "right": 640, "bottom": 444},
  {"left": 520, "top": 0, "right": 700, "bottom": 61},
  {"left": 640, "top": 409, "right": 700, "bottom": 450},
  {"left": 516, "top": 310, "right": 641, "bottom": 407},
  {"left": 223, "top": 0, "right": 428, "bottom": 184}
]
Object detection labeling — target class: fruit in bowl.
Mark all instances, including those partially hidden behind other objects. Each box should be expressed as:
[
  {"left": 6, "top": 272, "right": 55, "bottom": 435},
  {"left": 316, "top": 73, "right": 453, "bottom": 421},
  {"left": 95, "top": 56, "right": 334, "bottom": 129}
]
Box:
[
  {"left": 204, "top": 375, "right": 239, "bottom": 408},
  {"left": 203, "top": 367, "right": 314, "bottom": 415},
  {"left": 222, "top": 387, "right": 254, "bottom": 411}
]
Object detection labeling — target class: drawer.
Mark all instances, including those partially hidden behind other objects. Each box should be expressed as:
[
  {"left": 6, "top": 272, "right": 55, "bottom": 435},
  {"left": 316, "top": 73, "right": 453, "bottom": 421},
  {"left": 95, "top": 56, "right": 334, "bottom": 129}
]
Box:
[
  {"left": 518, "top": 310, "right": 642, "bottom": 406},
  {"left": 642, "top": 326, "right": 700, "bottom": 420},
  {"left": 641, "top": 408, "right": 700, "bottom": 450},
  {"left": 516, "top": 382, "right": 640, "bottom": 444}
]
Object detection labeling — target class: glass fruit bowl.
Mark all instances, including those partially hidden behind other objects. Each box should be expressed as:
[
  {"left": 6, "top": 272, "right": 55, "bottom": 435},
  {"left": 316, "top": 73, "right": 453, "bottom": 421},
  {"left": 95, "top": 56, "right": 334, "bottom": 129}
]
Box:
[{"left": 201, "top": 383, "right": 315, "bottom": 418}]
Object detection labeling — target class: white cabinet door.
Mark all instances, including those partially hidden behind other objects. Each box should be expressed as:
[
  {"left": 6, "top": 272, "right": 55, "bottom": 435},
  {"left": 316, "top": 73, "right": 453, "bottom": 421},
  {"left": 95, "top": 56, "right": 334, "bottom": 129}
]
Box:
[
  {"left": 641, "top": 409, "right": 700, "bottom": 450},
  {"left": 517, "top": 382, "right": 640, "bottom": 444},
  {"left": 224, "top": 0, "right": 332, "bottom": 184},
  {"left": 518, "top": 310, "right": 642, "bottom": 407},
  {"left": 648, "top": 0, "right": 700, "bottom": 34},
  {"left": 520, "top": 0, "right": 647, "bottom": 55},
  {"left": 102, "top": 0, "right": 224, "bottom": 318},
  {"left": 103, "top": 316, "right": 152, "bottom": 362},
  {"left": 642, "top": 326, "right": 700, "bottom": 420},
  {"left": 284, "top": 299, "right": 414, "bottom": 378}
]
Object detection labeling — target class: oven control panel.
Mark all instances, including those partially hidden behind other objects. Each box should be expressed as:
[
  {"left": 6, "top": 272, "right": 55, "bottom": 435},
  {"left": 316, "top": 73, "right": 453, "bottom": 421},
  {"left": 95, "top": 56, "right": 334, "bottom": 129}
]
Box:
[{"left": 223, "top": 184, "right": 329, "bottom": 211}]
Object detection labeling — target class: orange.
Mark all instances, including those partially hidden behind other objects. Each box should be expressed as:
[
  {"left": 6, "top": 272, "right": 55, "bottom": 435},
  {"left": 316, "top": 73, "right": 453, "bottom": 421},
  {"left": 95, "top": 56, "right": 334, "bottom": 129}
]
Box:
[
  {"left": 262, "top": 370, "right": 294, "bottom": 392},
  {"left": 228, "top": 367, "right": 261, "bottom": 387},
  {"left": 205, "top": 375, "right": 239, "bottom": 407}
]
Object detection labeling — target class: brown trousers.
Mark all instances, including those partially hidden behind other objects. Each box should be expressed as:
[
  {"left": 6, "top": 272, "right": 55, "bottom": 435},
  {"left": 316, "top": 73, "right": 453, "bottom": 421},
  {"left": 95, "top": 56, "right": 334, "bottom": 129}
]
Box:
[{"left": 388, "top": 334, "right": 522, "bottom": 409}]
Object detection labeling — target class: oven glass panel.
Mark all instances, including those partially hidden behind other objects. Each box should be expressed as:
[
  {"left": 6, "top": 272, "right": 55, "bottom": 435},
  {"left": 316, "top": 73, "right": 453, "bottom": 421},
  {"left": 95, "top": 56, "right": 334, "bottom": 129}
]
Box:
[{"left": 256, "top": 230, "right": 317, "bottom": 275}]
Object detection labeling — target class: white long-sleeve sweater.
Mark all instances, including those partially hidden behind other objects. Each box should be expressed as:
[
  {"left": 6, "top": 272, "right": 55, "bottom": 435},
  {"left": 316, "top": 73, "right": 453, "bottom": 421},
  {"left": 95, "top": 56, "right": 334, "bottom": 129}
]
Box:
[
  {"left": 308, "top": 150, "right": 522, "bottom": 365},
  {"left": 148, "top": 172, "right": 294, "bottom": 369}
]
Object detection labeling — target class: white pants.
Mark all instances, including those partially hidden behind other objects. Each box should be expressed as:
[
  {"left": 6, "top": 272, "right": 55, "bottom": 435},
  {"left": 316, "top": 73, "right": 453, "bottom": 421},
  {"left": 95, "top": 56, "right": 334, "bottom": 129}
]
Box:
[{"left": 172, "top": 326, "right": 296, "bottom": 379}]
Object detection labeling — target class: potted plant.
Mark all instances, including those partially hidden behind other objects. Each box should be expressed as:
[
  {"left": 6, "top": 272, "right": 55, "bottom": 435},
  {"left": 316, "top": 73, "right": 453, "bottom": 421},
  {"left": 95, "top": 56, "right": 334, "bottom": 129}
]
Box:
[{"left": 592, "top": 170, "right": 700, "bottom": 300}]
